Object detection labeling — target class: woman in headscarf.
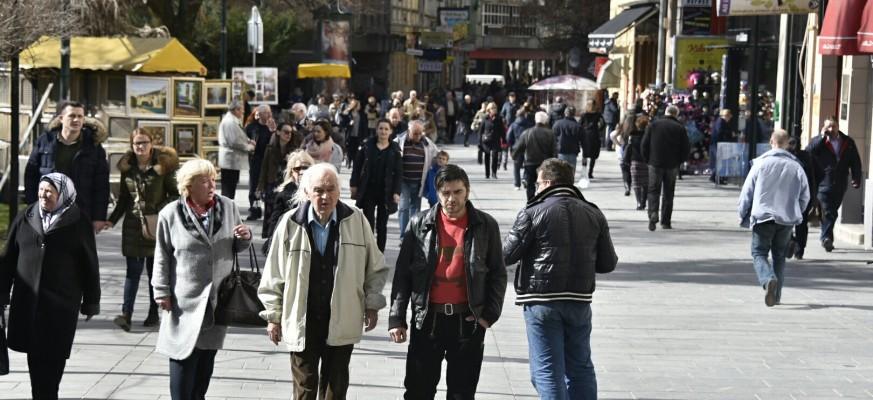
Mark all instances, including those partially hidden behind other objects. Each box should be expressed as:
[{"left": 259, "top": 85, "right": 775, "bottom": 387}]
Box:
[
  {"left": 152, "top": 159, "right": 252, "bottom": 399},
  {"left": 107, "top": 128, "right": 180, "bottom": 332},
  {"left": 0, "top": 173, "right": 101, "bottom": 399}
]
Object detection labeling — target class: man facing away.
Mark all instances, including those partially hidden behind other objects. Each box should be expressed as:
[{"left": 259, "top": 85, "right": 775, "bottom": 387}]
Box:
[
  {"left": 552, "top": 106, "right": 584, "bottom": 177},
  {"left": 641, "top": 105, "right": 690, "bottom": 231},
  {"left": 217, "top": 101, "right": 255, "bottom": 199},
  {"left": 389, "top": 164, "right": 506, "bottom": 399},
  {"left": 512, "top": 111, "right": 557, "bottom": 201},
  {"left": 395, "top": 120, "right": 439, "bottom": 239},
  {"left": 738, "top": 129, "right": 809, "bottom": 307},
  {"left": 503, "top": 158, "right": 617, "bottom": 400},
  {"left": 805, "top": 116, "right": 862, "bottom": 252}
]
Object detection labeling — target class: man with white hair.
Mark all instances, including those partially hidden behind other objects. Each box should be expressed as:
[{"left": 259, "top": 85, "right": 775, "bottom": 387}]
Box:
[
  {"left": 738, "top": 129, "right": 809, "bottom": 307},
  {"left": 290, "top": 102, "right": 310, "bottom": 132},
  {"left": 395, "top": 120, "right": 439, "bottom": 238},
  {"left": 403, "top": 90, "right": 421, "bottom": 120},
  {"left": 640, "top": 105, "right": 690, "bottom": 231},
  {"left": 218, "top": 101, "right": 255, "bottom": 200},
  {"left": 512, "top": 111, "right": 556, "bottom": 200},
  {"left": 259, "top": 163, "right": 388, "bottom": 399}
]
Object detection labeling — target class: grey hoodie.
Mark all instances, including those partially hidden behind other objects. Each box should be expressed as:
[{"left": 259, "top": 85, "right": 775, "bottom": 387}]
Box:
[{"left": 738, "top": 148, "right": 810, "bottom": 228}]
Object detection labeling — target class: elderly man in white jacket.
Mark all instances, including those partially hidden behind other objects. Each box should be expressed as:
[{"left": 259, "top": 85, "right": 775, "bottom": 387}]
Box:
[
  {"left": 738, "top": 129, "right": 810, "bottom": 307},
  {"left": 217, "top": 100, "right": 254, "bottom": 199},
  {"left": 258, "top": 162, "right": 388, "bottom": 399}
]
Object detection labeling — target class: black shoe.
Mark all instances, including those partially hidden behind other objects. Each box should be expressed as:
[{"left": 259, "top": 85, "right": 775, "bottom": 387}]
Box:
[
  {"left": 765, "top": 279, "right": 778, "bottom": 307},
  {"left": 636, "top": 205, "right": 645, "bottom": 211},
  {"left": 143, "top": 308, "right": 159, "bottom": 327},
  {"left": 661, "top": 223, "right": 672, "bottom": 229},
  {"left": 795, "top": 249, "right": 804, "bottom": 260},
  {"left": 624, "top": 189, "right": 630, "bottom": 196},
  {"left": 648, "top": 221, "right": 657, "bottom": 231},
  {"left": 822, "top": 238, "right": 834, "bottom": 252},
  {"left": 588, "top": 173, "right": 594, "bottom": 179},
  {"left": 246, "top": 206, "right": 262, "bottom": 221}
]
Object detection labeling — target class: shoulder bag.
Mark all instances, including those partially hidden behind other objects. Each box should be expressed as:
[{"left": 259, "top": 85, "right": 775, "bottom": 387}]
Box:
[
  {"left": 215, "top": 242, "right": 267, "bottom": 327},
  {"left": 133, "top": 177, "right": 159, "bottom": 241}
]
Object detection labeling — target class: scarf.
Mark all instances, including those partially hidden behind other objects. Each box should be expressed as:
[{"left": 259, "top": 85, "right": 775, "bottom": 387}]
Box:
[
  {"left": 39, "top": 173, "right": 77, "bottom": 231},
  {"left": 186, "top": 197, "right": 216, "bottom": 232}
]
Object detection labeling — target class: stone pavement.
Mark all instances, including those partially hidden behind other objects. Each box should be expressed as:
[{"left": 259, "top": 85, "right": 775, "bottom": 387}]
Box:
[{"left": 2, "top": 145, "right": 873, "bottom": 399}]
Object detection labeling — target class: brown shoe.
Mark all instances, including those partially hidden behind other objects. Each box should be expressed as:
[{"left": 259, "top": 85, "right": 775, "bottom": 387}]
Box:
[{"left": 113, "top": 313, "right": 132, "bottom": 332}]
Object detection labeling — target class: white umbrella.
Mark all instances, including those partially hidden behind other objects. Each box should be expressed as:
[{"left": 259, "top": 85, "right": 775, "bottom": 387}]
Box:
[{"left": 528, "top": 74, "right": 600, "bottom": 91}]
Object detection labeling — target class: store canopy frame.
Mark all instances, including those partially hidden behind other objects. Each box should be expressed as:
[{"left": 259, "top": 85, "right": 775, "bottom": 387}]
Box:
[
  {"left": 297, "top": 63, "right": 351, "bottom": 79},
  {"left": 588, "top": 3, "right": 658, "bottom": 54},
  {"left": 819, "top": 0, "right": 867, "bottom": 55},
  {"left": 858, "top": 0, "right": 873, "bottom": 53}
]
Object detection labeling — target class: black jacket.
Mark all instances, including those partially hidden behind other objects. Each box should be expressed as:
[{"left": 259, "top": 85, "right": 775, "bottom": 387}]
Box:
[
  {"left": 625, "top": 130, "right": 646, "bottom": 163},
  {"left": 641, "top": 116, "right": 690, "bottom": 169},
  {"left": 580, "top": 112, "right": 605, "bottom": 159},
  {"left": 512, "top": 125, "right": 556, "bottom": 167},
  {"left": 0, "top": 204, "right": 101, "bottom": 359},
  {"left": 350, "top": 139, "right": 403, "bottom": 213},
  {"left": 806, "top": 132, "right": 862, "bottom": 192},
  {"left": 791, "top": 148, "right": 817, "bottom": 211},
  {"left": 25, "top": 124, "right": 110, "bottom": 221},
  {"left": 553, "top": 117, "right": 583, "bottom": 155},
  {"left": 478, "top": 114, "right": 506, "bottom": 152},
  {"left": 389, "top": 202, "right": 507, "bottom": 330},
  {"left": 503, "top": 185, "right": 617, "bottom": 304}
]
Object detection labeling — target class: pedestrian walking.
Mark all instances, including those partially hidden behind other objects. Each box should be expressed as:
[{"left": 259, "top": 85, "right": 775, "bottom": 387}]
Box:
[
  {"left": 501, "top": 91, "right": 520, "bottom": 127},
  {"left": 512, "top": 112, "right": 556, "bottom": 200},
  {"left": 343, "top": 93, "right": 362, "bottom": 169},
  {"left": 303, "top": 119, "right": 343, "bottom": 170},
  {"left": 245, "top": 104, "right": 277, "bottom": 221},
  {"left": 388, "top": 108, "right": 408, "bottom": 141},
  {"left": 306, "top": 94, "right": 330, "bottom": 121},
  {"left": 709, "top": 109, "right": 735, "bottom": 184},
  {"left": 503, "top": 158, "right": 617, "bottom": 400},
  {"left": 395, "top": 121, "right": 439, "bottom": 239},
  {"left": 787, "top": 137, "right": 816, "bottom": 260},
  {"left": 641, "top": 105, "right": 690, "bottom": 231},
  {"left": 611, "top": 111, "right": 635, "bottom": 196},
  {"left": 445, "top": 91, "right": 459, "bottom": 143},
  {"left": 389, "top": 164, "right": 507, "bottom": 400},
  {"left": 262, "top": 150, "right": 315, "bottom": 254},
  {"left": 424, "top": 151, "right": 450, "bottom": 207},
  {"left": 0, "top": 173, "right": 101, "bottom": 400},
  {"left": 548, "top": 96, "right": 566, "bottom": 125},
  {"left": 365, "top": 96, "right": 382, "bottom": 139},
  {"left": 257, "top": 123, "right": 298, "bottom": 238},
  {"left": 106, "top": 129, "right": 180, "bottom": 331},
  {"left": 806, "top": 117, "right": 862, "bottom": 252},
  {"left": 579, "top": 100, "right": 606, "bottom": 179},
  {"left": 738, "top": 129, "right": 810, "bottom": 307},
  {"left": 350, "top": 119, "right": 403, "bottom": 252},
  {"left": 218, "top": 101, "right": 255, "bottom": 199},
  {"left": 152, "top": 159, "right": 253, "bottom": 400},
  {"left": 24, "top": 101, "right": 111, "bottom": 233},
  {"left": 459, "top": 94, "right": 477, "bottom": 147},
  {"left": 602, "top": 92, "right": 620, "bottom": 150},
  {"left": 625, "top": 115, "right": 650, "bottom": 210},
  {"left": 507, "top": 109, "right": 533, "bottom": 191},
  {"left": 553, "top": 106, "right": 583, "bottom": 177},
  {"left": 258, "top": 163, "right": 388, "bottom": 400},
  {"left": 478, "top": 102, "right": 506, "bottom": 179}
]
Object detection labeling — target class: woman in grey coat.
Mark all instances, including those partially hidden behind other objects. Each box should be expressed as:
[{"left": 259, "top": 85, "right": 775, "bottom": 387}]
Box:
[{"left": 152, "top": 159, "right": 252, "bottom": 400}]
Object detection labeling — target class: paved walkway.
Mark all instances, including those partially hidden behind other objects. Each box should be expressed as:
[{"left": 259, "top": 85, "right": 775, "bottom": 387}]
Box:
[{"left": 2, "top": 145, "right": 873, "bottom": 399}]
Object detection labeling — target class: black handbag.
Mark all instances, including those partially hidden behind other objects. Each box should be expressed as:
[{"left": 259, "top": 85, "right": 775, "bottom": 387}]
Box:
[
  {"left": 0, "top": 309, "right": 9, "bottom": 375},
  {"left": 215, "top": 243, "right": 267, "bottom": 327}
]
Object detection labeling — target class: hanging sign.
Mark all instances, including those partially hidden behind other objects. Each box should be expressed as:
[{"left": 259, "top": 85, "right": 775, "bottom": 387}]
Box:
[{"left": 717, "top": 0, "right": 820, "bottom": 16}]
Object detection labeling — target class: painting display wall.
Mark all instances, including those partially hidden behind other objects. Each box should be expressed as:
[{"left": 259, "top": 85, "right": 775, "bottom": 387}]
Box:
[
  {"left": 231, "top": 67, "right": 278, "bottom": 104},
  {"left": 126, "top": 76, "right": 171, "bottom": 118}
]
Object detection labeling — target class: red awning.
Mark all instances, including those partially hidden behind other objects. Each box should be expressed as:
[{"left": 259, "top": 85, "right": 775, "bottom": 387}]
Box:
[
  {"left": 819, "top": 0, "right": 867, "bottom": 55},
  {"left": 468, "top": 49, "right": 559, "bottom": 60},
  {"left": 859, "top": 0, "right": 873, "bottom": 52}
]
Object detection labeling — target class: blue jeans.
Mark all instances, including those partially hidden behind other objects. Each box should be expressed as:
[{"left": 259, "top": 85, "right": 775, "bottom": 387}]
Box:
[
  {"left": 752, "top": 222, "right": 793, "bottom": 302},
  {"left": 123, "top": 256, "right": 156, "bottom": 315},
  {"left": 398, "top": 180, "right": 422, "bottom": 239},
  {"left": 558, "top": 153, "right": 578, "bottom": 177},
  {"left": 523, "top": 302, "right": 596, "bottom": 400}
]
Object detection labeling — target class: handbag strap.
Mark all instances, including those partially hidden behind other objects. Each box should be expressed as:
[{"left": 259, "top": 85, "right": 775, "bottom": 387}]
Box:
[
  {"left": 231, "top": 239, "right": 242, "bottom": 274},
  {"left": 248, "top": 243, "right": 260, "bottom": 274}
]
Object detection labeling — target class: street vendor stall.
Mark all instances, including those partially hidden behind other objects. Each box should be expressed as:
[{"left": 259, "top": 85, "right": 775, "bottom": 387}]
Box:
[{"left": 528, "top": 74, "right": 601, "bottom": 114}]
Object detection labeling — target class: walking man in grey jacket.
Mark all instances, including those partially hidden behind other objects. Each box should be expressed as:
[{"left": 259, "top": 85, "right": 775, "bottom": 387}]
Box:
[
  {"left": 738, "top": 129, "right": 810, "bottom": 307},
  {"left": 218, "top": 101, "right": 255, "bottom": 199}
]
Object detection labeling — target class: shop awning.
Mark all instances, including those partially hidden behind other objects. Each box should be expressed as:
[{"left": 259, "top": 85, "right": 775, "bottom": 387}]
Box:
[
  {"left": 19, "top": 36, "right": 207, "bottom": 75},
  {"left": 467, "top": 49, "right": 559, "bottom": 60},
  {"left": 588, "top": 4, "right": 658, "bottom": 54},
  {"left": 819, "top": 0, "right": 867, "bottom": 55},
  {"left": 859, "top": 0, "right": 873, "bottom": 53},
  {"left": 596, "top": 60, "right": 621, "bottom": 89},
  {"left": 297, "top": 63, "right": 351, "bottom": 79}
]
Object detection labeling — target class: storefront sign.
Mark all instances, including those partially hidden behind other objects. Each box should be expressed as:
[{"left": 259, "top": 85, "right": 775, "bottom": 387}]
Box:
[
  {"left": 673, "top": 36, "right": 728, "bottom": 90},
  {"left": 717, "top": 0, "right": 820, "bottom": 16},
  {"left": 682, "top": 0, "right": 711, "bottom": 7},
  {"left": 420, "top": 31, "right": 453, "bottom": 49},
  {"left": 682, "top": 6, "right": 713, "bottom": 35},
  {"left": 438, "top": 8, "right": 469, "bottom": 27},
  {"left": 418, "top": 60, "right": 443, "bottom": 73}
]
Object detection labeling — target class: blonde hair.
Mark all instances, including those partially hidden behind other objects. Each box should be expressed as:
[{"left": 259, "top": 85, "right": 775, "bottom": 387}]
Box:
[
  {"left": 176, "top": 159, "right": 217, "bottom": 198},
  {"left": 277, "top": 150, "right": 316, "bottom": 192}
]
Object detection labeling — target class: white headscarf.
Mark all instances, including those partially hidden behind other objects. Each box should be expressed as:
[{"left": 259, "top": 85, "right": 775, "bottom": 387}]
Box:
[{"left": 39, "top": 173, "right": 77, "bottom": 231}]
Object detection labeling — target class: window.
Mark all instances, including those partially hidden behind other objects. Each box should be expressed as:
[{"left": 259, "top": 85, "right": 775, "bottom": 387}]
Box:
[
  {"left": 480, "top": 2, "right": 536, "bottom": 37},
  {"left": 0, "top": 74, "right": 9, "bottom": 106},
  {"left": 840, "top": 74, "right": 850, "bottom": 120}
]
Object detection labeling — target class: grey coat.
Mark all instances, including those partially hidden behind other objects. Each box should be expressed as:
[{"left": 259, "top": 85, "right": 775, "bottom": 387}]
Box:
[
  {"left": 218, "top": 112, "right": 251, "bottom": 170},
  {"left": 152, "top": 195, "right": 250, "bottom": 360}
]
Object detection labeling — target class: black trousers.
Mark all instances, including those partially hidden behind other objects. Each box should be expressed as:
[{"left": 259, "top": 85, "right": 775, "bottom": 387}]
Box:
[
  {"left": 818, "top": 189, "right": 845, "bottom": 242},
  {"left": 446, "top": 115, "right": 457, "bottom": 143},
  {"left": 345, "top": 135, "right": 361, "bottom": 167},
  {"left": 221, "top": 168, "right": 241, "bottom": 199},
  {"left": 169, "top": 348, "right": 217, "bottom": 400},
  {"left": 794, "top": 203, "right": 812, "bottom": 252},
  {"left": 249, "top": 157, "right": 263, "bottom": 206},
  {"left": 647, "top": 166, "right": 678, "bottom": 224},
  {"left": 361, "top": 196, "right": 390, "bottom": 252},
  {"left": 483, "top": 149, "right": 500, "bottom": 178},
  {"left": 404, "top": 311, "right": 486, "bottom": 400},
  {"left": 27, "top": 353, "right": 66, "bottom": 400},
  {"left": 291, "top": 317, "right": 354, "bottom": 400},
  {"left": 524, "top": 165, "right": 538, "bottom": 200}
]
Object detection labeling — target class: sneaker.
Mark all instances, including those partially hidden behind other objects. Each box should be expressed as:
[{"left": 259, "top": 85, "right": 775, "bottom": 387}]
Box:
[
  {"left": 113, "top": 313, "right": 132, "bottom": 332},
  {"left": 765, "top": 278, "right": 778, "bottom": 307},
  {"left": 648, "top": 221, "right": 657, "bottom": 231},
  {"left": 822, "top": 238, "right": 834, "bottom": 252}
]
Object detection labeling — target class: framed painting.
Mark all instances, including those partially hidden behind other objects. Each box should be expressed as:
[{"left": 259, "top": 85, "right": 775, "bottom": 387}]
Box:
[
  {"left": 202, "top": 146, "right": 220, "bottom": 169},
  {"left": 136, "top": 120, "right": 171, "bottom": 146},
  {"left": 204, "top": 80, "right": 231, "bottom": 110},
  {"left": 108, "top": 117, "right": 136, "bottom": 141},
  {"left": 172, "top": 78, "right": 204, "bottom": 118},
  {"left": 173, "top": 123, "right": 199, "bottom": 157},
  {"left": 202, "top": 116, "right": 220, "bottom": 139},
  {"left": 126, "top": 76, "right": 170, "bottom": 118}
]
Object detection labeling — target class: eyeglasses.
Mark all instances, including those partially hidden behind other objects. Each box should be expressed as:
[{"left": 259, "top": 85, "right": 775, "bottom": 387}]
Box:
[
  {"left": 133, "top": 141, "right": 152, "bottom": 147},
  {"left": 292, "top": 165, "right": 310, "bottom": 172}
]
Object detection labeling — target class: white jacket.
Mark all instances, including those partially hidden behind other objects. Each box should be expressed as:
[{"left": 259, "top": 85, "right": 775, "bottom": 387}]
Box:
[
  {"left": 258, "top": 201, "right": 388, "bottom": 351},
  {"left": 218, "top": 112, "right": 251, "bottom": 170}
]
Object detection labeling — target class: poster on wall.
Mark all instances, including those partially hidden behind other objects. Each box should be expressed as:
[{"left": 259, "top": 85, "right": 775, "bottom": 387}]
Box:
[
  {"left": 231, "top": 67, "right": 278, "bottom": 105},
  {"left": 322, "top": 20, "right": 350, "bottom": 65},
  {"left": 438, "top": 7, "right": 470, "bottom": 41},
  {"left": 673, "top": 36, "right": 728, "bottom": 91},
  {"left": 716, "top": 0, "right": 819, "bottom": 16}
]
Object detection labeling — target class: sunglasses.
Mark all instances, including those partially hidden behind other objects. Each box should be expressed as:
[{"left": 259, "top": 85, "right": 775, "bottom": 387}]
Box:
[{"left": 292, "top": 165, "right": 310, "bottom": 172}]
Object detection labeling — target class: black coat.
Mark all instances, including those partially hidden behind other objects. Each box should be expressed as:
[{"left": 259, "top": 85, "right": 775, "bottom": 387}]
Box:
[
  {"left": 625, "top": 130, "right": 646, "bottom": 163},
  {"left": 24, "top": 126, "right": 110, "bottom": 221},
  {"left": 553, "top": 117, "right": 583, "bottom": 155},
  {"left": 389, "top": 202, "right": 507, "bottom": 330},
  {"left": 262, "top": 182, "right": 299, "bottom": 255},
  {"left": 0, "top": 204, "right": 100, "bottom": 359},
  {"left": 641, "top": 116, "right": 691, "bottom": 169},
  {"left": 791, "top": 148, "right": 817, "bottom": 211},
  {"left": 478, "top": 115, "right": 506, "bottom": 152},
  {"left": 350, "top": 139, "right": 403, "bottom": 213},
  {"left": 806, "top": 132, "right": 862, "bottom": 193},
  {"left": 503, "top": 185, "right": 617, "bottom": 304},
  {"left": 579, "top": 112, "right": 605, "bottom": 160}
]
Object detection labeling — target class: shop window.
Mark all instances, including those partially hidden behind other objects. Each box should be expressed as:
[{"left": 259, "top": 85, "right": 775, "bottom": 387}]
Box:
[{"left": 840, "top": 74, "right": 849, "bottom": 120}]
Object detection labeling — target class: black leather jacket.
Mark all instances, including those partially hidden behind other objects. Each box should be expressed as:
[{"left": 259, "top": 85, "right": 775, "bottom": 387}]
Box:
[
  {"left": 389, "top": 202, "right": 507, "bottom": 330},
  {"left": 503, "top": 185, "right": 617, "bottom": 304}
]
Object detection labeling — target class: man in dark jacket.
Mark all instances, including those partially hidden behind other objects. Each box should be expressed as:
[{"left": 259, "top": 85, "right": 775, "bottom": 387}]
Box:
[
  {"left": 553, "top": 106, "right": 583, "bottom": 176},
  {"left": 507, "top": 109, "right": 533, "bottom": 190},
  {"left": 245, "top": 104, "right": 276, "bottom": 220},
  {"left": 389, "top": 164, "right": 507, "bottom": 400},
  {"left": 806, "top": 117, "right": 862, "bottom": 252},
  {"left": 788, "top": 137, "right": 816, "bottom": 260},
  {"left": 24, "top": 101, "right": 110, "bottom": 233},
  {"left": 709, "top": 109, "right": 735, "bottom": 184},
  {"left": 602, "top": 92, "right": 620, "bottom": 150},
  {"left": 500, "top": 91, "right": 519, "bottom": 127},
  {"left": 548, "top": 96, "right": 567, "bottom": 126},
  {"left": 503, "top": 158, "right": 617, "bottom": 400},
  {"left": 641, "top": 105, "right": 690, "bottom": 231},
  {"left": 513, "top": 111, "right": 557, "bottom": 200}
]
